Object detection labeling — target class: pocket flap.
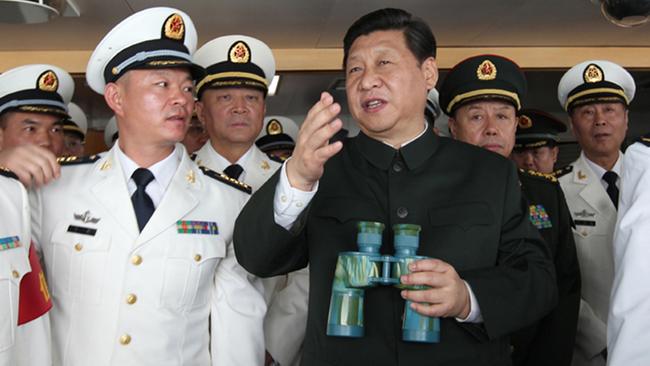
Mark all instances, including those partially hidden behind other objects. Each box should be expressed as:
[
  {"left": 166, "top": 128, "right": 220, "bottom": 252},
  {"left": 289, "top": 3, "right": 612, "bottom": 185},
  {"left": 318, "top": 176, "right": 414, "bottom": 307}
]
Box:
[
  {"left": 428, "top": 202, "right": 493, "bottom": 229},
  {"left": 314, "top": 197, "right": 383, "bottom": 224}
]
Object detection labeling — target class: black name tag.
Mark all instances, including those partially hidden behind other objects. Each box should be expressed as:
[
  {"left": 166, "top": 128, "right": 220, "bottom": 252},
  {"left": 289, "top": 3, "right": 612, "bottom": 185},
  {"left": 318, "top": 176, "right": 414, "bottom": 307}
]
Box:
[
  {"left": 67, "top": 225, "right": 97, "bottom": 236},
  {"left": 574, "top": 220, "right": 596, "bottom": 227}
]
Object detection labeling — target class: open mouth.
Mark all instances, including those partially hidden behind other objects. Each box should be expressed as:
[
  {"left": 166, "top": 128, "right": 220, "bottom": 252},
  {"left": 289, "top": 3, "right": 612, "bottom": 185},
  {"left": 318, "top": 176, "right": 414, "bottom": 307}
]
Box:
[{"left": 362, "top": 98, "right": 386, "bottom": 112}]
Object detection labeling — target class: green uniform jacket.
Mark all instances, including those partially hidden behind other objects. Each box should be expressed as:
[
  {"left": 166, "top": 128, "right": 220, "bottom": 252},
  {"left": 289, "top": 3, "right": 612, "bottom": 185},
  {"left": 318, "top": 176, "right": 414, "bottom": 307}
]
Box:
[
  {"left": 234, "top": 129, "right": 557, "bottom": 366},
  {"left": 511, "top": 170, "right": 581, "bottom": 366}
]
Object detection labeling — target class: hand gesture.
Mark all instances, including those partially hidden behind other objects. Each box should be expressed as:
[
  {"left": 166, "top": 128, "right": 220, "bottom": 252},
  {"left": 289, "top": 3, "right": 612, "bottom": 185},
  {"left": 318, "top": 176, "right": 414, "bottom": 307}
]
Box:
[{"left": 285, "top": 92, "right": 343, "bottom": 191}]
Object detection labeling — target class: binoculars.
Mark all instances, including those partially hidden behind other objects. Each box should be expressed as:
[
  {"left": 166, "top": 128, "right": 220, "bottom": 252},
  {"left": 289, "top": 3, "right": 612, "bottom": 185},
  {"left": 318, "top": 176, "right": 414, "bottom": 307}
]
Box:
[{"left": 326, "top": 221, "right": 440, "bottom": 343}]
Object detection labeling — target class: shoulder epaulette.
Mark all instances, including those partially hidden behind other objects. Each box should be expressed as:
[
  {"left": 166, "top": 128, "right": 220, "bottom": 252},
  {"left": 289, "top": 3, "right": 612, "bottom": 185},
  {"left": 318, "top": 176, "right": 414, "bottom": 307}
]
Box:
[
  {"left": 637, "top": 133, "right": 650, "bottom": 147},
  {"left": 57, "top": 155, "right": 101, "bottom": 166},
  {"left": 198, "top": 166, "right": 252, "bottom": 194},
  {"left": 267, "top": 153, "right": 285, "bottom": 164},
  {"left": 0, "top": 166, "right": 18, "bottom": 180},
  {"left": 519, "top": 168, "right": 558, "bottom": 183},
  {"left": 553, "top": 165, "right": 573, "bottom": 178}
]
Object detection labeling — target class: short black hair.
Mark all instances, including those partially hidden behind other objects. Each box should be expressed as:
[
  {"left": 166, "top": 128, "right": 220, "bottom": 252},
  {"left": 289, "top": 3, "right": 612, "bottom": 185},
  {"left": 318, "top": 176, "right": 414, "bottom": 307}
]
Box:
[{"left": 343, "top": 8, "right": 436, "bottom": 69}]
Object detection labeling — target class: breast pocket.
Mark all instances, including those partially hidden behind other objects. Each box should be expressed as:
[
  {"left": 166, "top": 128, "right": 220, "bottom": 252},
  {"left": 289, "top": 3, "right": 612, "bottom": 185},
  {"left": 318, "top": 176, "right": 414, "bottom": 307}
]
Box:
[
  {"left": 426, "top": 202, "right": 495, "bottom": 266},
  {"left": 0, "top": 245, "right": 30, "bottom": 351},
  {"left": 159, "top": 236, "right": 226, "bottom": 310},
  {"left": 49, "top": 223, "right": 111, "bottom": 304}
]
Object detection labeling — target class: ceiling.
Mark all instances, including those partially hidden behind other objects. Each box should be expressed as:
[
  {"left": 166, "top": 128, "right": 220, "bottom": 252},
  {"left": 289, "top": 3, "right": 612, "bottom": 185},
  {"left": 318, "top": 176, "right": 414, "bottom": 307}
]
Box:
[
  {"left": 1, "top": 0, "right": 650, "bottom": 50},
  {"left": 3, "top": 0, "right": 650, "bottom": 144}
]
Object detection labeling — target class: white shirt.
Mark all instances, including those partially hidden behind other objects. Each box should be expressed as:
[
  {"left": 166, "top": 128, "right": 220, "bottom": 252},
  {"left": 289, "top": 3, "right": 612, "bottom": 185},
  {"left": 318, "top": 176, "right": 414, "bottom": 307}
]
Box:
[
  {"left": 202, "top": 142, "right": 254, "bottom": 181},
  {"left": 583, "top": 151, "right": 622, "bottom": 191},
  {"left": 115, "top": 142, "right": 181, "bottom": 208}
]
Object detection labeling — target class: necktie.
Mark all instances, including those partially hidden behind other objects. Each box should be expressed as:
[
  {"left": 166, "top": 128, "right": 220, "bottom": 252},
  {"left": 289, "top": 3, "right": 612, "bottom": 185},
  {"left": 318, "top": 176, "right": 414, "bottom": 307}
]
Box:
[
  {"left": 224, "top": 164, "right": 244, "bottom": 180},
  {"left": 602, "top": 171, "right": 619, "bottom": 209},
  {"left": 131, "top": 168, "right": 155, "bottom": 231}
]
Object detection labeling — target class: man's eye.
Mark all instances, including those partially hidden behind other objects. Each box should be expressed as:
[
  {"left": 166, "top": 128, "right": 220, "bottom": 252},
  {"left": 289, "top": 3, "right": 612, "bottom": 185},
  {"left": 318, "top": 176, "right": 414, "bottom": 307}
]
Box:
[
  {"left": 156, "top": 81, "right": 168, "bottom": 87},
  {"left": 347, "top": 66, "right": 362, "bottom": 74}
]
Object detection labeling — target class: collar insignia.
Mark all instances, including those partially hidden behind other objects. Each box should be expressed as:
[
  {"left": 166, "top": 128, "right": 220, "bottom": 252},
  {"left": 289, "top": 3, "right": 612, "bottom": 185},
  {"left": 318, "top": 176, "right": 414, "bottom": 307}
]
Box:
[
  {"left": 477, "top": 60, "right": 497, "bottom": 81},
  {"left": 229, "top": 41, "right": 251, "bottom": 63},
  {"left": 74, "top": 210, "right": 101, "bottom": 224},
  {"left": 518, "top": 115, "right": 533, "bottom": 129},
  {"left": 577, "top": 170, "right": 587, "bottom": 180},
  {"left": 261, "top": 160, "right": 270, "bottom": 170},
  {"left": 163, "top": 13, "right": 185, "bottom": 41},
  {"left": 37, "top": 70, "right": 58, "bottom": 92},
  {"left": 583, "top": 64, "right": 604, "bottom": 83},
  {"left": 186, "top": 170, "right": 196, "bottom": 184},
  {"left": 100, "top": 159, "right": 112, "bottom": 171}
]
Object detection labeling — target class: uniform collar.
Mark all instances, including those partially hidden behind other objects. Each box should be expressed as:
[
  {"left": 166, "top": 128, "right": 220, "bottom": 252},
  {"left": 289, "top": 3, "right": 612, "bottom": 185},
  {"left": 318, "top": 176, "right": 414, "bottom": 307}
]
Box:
[
  {"left": 355, "top": 121, "right": 438, "bottom": 171},
  {"left": 581, "top": 151, "right": 623, "bottom": 179},
  {"left": 206, "top": 142, "right": 255, "bottom": 170},
  {"left": 115, "top": 142, "right": 181, "bottom": 195}
]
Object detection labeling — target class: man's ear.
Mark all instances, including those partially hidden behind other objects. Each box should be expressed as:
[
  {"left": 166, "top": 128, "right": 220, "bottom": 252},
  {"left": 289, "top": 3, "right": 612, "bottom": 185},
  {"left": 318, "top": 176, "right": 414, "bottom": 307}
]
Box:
[
  {"left": 448, "top": 117, "right": 458, "bottom": 138},
  {"left": 195, "top": 100, "right": 207, "bottom": 125},
  {"left": 104, "top": 82, "right": 126, "bottom": 118},
  {"left": 551, "top": 146, "right": 560, "bottom": 163},
  {"left": 422, "top": 57, "right": 438, "bottom": 90}
]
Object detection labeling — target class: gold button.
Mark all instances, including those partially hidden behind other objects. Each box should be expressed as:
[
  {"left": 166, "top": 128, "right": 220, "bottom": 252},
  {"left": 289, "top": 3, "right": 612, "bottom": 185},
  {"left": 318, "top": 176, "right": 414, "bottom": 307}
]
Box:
[
  {"left": 194, "top": 254, "right": 202, "bottom": 262},
  {"left": 131, "top": 255, "right": 142, "bottom": 265},
  {"left": 119, "top": 334, "right": 131, "bottom": 345},
  {"left": 12, "top": 270, "right": 19, "bottom": 278},
  {"left": 126, "top": 294, "right": 137, "bottom": 305},
  {"left": 74, "top": 243, "right": 83, "bottom": 251}
]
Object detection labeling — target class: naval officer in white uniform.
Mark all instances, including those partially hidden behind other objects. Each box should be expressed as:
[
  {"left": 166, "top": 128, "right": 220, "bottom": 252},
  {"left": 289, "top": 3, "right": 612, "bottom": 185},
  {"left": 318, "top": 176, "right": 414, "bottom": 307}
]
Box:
[
  {"left": 0, "top": 63, "right": 75, "bottom": 365},
  {"left": 30, "top": 8, "right": 266, "bottom": 366},
  {"left": 555, "top": 60, "right": 635, "bottom": 366},
  {"left": 193, "top": 35, "right": 308, "bottom": 366}
]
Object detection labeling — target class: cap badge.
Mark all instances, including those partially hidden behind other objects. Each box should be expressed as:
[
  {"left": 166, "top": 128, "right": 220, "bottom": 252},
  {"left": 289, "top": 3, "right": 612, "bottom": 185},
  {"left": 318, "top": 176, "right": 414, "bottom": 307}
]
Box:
[
  {"left": 229, "top": 41, "right": 251, "bottom": 64},
  {"left": 477, "top": 60, "right": 497, "bottom": 81},
  {"left": 267, "top": 119, "right": 283, "bottom": 135},
  {"left": 518, "top": 115, "right": 533, "bottom": 129},
  {"left": 37, "top": 70, "right": 59, "bottom": 92},
  {"left": 583, "top": 64, "right": 604, "bottom": 83},
  {"left": 163, "top": 13, "right": 185, "bottom": 41}
]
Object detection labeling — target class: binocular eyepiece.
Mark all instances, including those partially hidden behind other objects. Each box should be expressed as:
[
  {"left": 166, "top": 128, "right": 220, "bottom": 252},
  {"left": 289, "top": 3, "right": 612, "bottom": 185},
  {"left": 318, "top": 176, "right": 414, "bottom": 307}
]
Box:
[{"left": 326, "top": 222, "right": 440, "bottom": 343}]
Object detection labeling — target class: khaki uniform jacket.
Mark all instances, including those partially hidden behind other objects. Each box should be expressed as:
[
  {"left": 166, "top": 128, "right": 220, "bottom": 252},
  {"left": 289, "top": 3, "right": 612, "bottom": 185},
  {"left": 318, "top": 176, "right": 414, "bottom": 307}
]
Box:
[
  {"left": 558, "top": 153, "right": 618, "bottom": 366},
  {"left": 0, "top": 174, "right": 51, "bottom": 366},
  {"left": 31, "top": 145, "right": 266, "bottom": 366},
  {"left": 195, "top": 143, "right": 309, "bottom": 366}
]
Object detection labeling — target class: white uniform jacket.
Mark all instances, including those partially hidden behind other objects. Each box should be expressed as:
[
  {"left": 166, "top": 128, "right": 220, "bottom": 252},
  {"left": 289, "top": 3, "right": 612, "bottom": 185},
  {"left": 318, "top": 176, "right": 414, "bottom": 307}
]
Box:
[
  {"left": 558, "top": 153, "right": 619, "bottom": 366},
  {"left": 31, "top": 145, "right": 266, "bottom": 366},
  {"left": 195, "top": 143, "right": 309, "bottom": 366},
  {"left": 608, "top": 140, "right": 650, "bottom": 365},
  {"left": 0, "top": 174, "right": 51, "bottom": 366}
]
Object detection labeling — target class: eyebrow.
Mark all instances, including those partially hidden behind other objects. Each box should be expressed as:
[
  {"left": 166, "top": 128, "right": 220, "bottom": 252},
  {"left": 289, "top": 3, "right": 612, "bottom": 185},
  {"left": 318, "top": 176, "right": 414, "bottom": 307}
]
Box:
[{"left": 21, "top": 118, "right": 64, "bottom": 126}]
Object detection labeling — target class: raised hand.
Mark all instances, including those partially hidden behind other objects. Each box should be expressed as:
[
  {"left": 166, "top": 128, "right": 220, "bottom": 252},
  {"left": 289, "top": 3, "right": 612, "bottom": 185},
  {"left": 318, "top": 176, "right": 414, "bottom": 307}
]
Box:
[
  {"left": 286, "top": 92, "right": 343, "bottom": 191},
  {"left": 0, "top": 145, "right": 59, "bottom": 188}
]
